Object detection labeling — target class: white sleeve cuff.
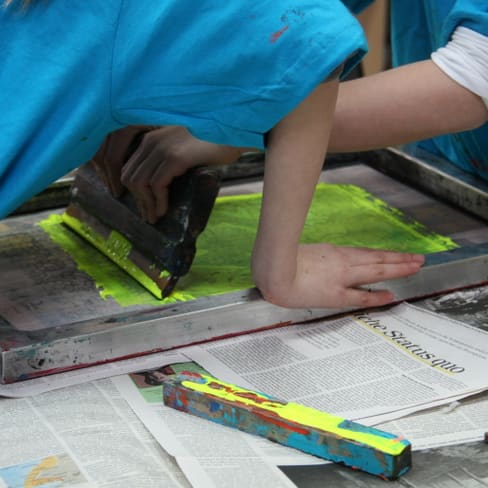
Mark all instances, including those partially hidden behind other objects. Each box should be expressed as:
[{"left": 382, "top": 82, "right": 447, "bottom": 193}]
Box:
[{"left": 431, "top": 26, "right": 488, "bottom": 109}]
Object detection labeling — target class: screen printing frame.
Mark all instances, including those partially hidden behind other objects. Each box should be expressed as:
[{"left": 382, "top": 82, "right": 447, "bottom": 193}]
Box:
[{"left": 1, "top": 148, "right": 487, "bottom": 384}]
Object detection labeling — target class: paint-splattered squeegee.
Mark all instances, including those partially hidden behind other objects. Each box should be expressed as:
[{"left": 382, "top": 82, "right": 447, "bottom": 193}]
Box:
[
  {"left": 63, "top": 162, "right": 220, "bottom": 298},
  {"left": 163, "top": 372, "right": 412, "bottom": 480}
]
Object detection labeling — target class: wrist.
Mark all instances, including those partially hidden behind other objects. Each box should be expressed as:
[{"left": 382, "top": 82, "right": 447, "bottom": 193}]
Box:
[{"left": 251, "top": 244, "right": 297, "bottom": 306}]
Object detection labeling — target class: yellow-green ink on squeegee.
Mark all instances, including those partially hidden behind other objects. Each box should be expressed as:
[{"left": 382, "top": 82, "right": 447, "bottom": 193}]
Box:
[{"left": 62, "top": 211, "right": 166, "bottom": 299}]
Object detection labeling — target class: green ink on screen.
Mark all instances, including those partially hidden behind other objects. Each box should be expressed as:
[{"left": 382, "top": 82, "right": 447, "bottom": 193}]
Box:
[{"left": 39, "top": 183, "right": 458, "bottom": 307}]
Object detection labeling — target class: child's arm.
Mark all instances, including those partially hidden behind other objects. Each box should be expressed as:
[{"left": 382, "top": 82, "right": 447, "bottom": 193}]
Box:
[
  {"left": 329, "top": 60, "right": 488, "bottom": 153},
  {"left": 251, "top": 80, "right": 424, "bottom": 309},
  {"left": 108, "top": 83, "right": 423, "bottom": 309}
]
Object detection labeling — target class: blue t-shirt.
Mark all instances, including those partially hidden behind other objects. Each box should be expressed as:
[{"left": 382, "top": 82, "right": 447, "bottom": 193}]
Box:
[
  {"left": 390, "top": 0, "right": 488, "bottom": 180},
  {"left": 0, "top": 0, "right": 366, "bottom": 218}
]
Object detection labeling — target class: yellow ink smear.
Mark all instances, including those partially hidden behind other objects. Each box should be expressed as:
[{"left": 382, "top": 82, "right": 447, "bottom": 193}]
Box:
[
  {"left": 40, "top": 184, "right": 458, "bottom": 306},
  {"left": 39, "top": 214, "right": 195, "bottom": 306},
  {"left": 62, "top": 212, "right": 166, "bottom": 299}
]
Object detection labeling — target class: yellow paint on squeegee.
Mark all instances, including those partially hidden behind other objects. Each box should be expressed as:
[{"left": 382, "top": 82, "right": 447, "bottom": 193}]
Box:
[
  {"left": 159, "top": 269, "right": 171, "bottom": 279},
  {"left": 61, "top": 212, "right": 165, "bottom": 299},
  {"left": 39, "top": 214, "right": 195, "bottom": 306},
  {"left": 182, "top": 375, "right": 407, "bottom": 456}
]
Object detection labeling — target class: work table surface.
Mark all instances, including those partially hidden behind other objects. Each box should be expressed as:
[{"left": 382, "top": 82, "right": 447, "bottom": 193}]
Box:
[{"left": 1, "top": 156, "right": 487, "bottom": 487}]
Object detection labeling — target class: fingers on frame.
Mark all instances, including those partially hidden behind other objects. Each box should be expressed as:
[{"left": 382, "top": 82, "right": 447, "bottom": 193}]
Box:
[
  {"left": 343, "top": 247, "right": 425, "bottom": 266},
  {"left": 349, "top": 261, "right": 423, "bottom": 285}
]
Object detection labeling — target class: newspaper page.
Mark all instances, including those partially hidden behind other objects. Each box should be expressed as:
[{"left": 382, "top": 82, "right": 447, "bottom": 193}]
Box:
[
  {"left": 0, "top": 350, "right": 188, "bottom": 398},
  {"left": 183, "top": 303, "right": 488, "bottom": 422},
  {"left": 110, "top": 303, "right": 488, "bottom": 485},
  {"left": 112, "top": 364, "right": 298, "bottom": 488},
  {"left": 110, "top": 306, "right": 488, "bottom": 479},
  {"left": 415, "top": 285, "right": 488, "bottom": 331},
  {"left": 376, "top": 391, "right": 488, "bottom": 450},
  {"left": 0, "top": 378, "right": 192, "bottom": 488},
  {"left": 113, "top": 364, "right": 488, "bottom": 487}
]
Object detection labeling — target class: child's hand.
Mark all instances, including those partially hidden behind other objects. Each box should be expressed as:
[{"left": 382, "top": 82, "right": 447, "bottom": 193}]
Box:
[
  {"left": 91, "top": 126, "right": 154, "bottom": 198},
  {"left": 250, "top": 78, "right": 424, "bottom": 311},
  {"left": 91, "top": 125, "right": 243, "bottom": 223},
  {"left": 253, "top": 243, "right": 425, "bottom": 309},
  {"left": 119, "top": 126, "right": 242, "bottom": 223}
]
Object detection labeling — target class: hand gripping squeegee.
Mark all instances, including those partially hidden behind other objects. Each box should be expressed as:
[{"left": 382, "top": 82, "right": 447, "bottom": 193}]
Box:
[{"left": 63, "top": 162, "right": 220, "bottom": 299}]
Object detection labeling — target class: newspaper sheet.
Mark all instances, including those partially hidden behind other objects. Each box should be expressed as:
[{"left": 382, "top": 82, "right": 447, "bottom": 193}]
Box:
[
  {"left": 183, "top": 303, "right": 488, "bottom": 422},
  {"left": 111, "top": 368, "right": 488, "bottom": 484},
  {"left": 112, "top": 302, "right": 488, "bottom": 485},
  {"left": 376, "top": 391, "right": 488, "bottom": 450},
  {"left": 3, "top": 302, "right": 486, "bottom": 488},
  {"left": 113, "top": 369, "right": 298, "bottom": 488},
  {"left": 0, "top": 378, "right": 192, "bottom": 488}
]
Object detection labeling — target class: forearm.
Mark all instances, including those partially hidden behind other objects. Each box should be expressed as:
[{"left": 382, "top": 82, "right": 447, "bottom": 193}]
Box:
[
  {"left": 252, "top": 81, "right": 338, "bottom": 302},
  {"left": 329, "top": 60, "right": 488, "bottom": 153},
  {"left": 248, "top": 76, "right": 424, "bottom": 310}
]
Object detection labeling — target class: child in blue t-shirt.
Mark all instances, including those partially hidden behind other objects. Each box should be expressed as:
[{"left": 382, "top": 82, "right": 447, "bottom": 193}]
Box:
[
  {"left": 0, "top": 0, "right": 424, "bottom": 310},
  {"left": 330, "top": 0, "right": 488, "bottom": 179},
  {"left": 148, "top": 1, "right": 487, "bottom": 181}
]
